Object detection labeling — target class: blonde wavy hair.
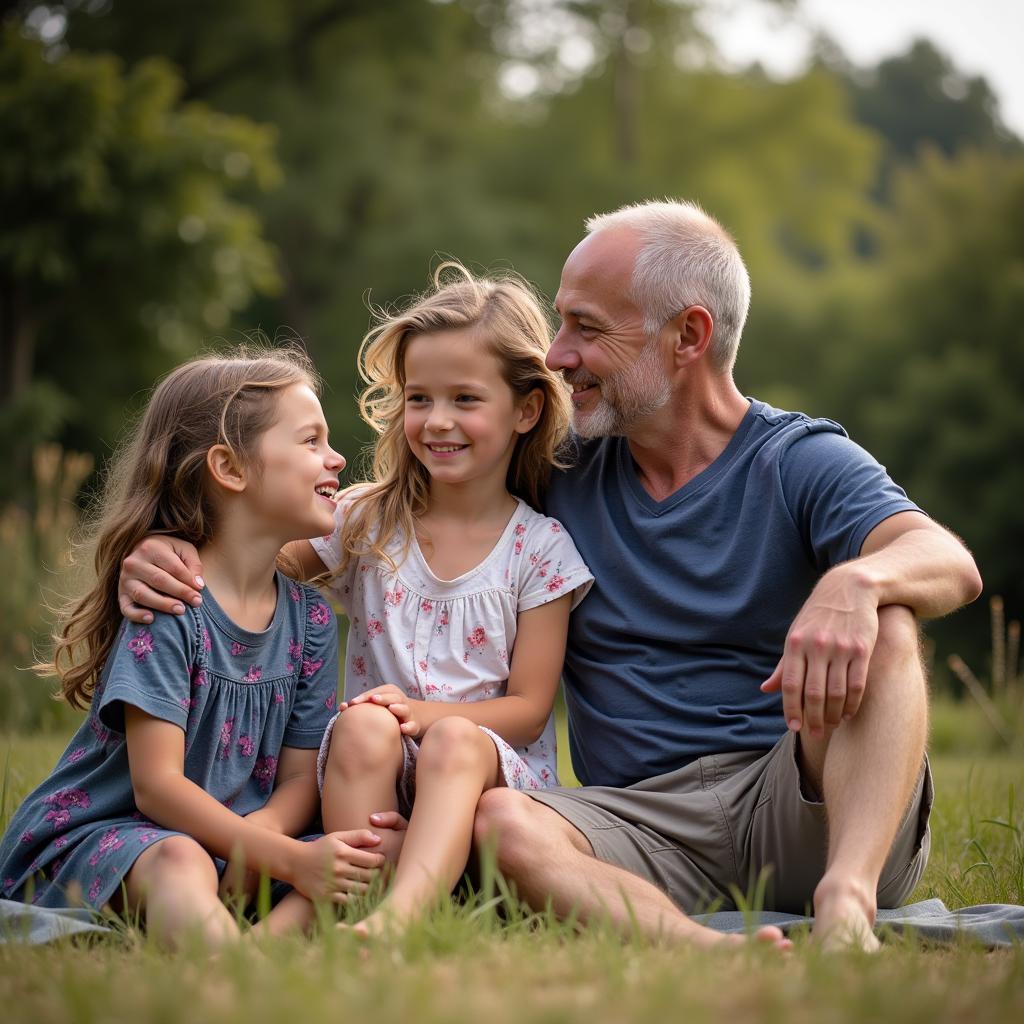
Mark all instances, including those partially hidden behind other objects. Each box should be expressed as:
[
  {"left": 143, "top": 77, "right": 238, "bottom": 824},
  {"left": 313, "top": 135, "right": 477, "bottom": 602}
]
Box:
[
  {"left": 337, "top": 262, "right": 572, "bottom": 575},
  {"left": 42, "top": 345, "right": 319, "bottom": 709}
]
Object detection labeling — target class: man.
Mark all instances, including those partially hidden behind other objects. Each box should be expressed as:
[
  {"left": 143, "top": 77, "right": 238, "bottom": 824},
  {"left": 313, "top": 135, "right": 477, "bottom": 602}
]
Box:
[
  {"left": 120, "top": 200, "right": 982, "bottom": 949},
  {"left": 470, "top": 200, "right": 981, "bottom": 950}
]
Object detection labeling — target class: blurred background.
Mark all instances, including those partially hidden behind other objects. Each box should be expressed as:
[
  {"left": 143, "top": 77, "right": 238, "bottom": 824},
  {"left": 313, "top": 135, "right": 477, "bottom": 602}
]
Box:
[{"left": 1, "top": 0, "right": 1021, "bottom": 736}]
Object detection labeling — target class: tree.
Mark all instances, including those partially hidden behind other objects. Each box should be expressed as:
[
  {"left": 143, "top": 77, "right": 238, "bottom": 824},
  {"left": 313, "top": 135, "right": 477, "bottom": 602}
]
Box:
[{"left": 0, "top": 27, "right": 281, "bottom": 500}]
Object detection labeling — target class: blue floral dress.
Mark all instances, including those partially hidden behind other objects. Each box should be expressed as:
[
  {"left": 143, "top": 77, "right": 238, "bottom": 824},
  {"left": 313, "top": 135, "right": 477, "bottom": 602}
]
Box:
[{"left": 0, "top": 573, "right": 338, "bottom": 910}]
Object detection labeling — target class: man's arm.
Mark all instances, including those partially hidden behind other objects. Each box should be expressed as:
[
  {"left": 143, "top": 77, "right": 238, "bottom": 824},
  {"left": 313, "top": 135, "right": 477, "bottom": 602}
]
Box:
[
  {"left": 118, "top": 537, "right": 325, "bottom": 623},
  {"left": 761, "top": 511, "right": 982, "bottom": 736}
]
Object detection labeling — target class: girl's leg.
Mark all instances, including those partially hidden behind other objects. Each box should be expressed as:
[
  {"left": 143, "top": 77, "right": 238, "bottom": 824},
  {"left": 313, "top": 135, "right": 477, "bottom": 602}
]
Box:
[
  {"left": 248, "top": 890, "right": 317, "bottom": 939},
  {"left": 122, "top": 835, "right": 240, "bottom": 950},
  {"left": 321, "top": 702, "right": 407, "bottom": 864},
  {"left": 355, "top": 716, "right": 499, "bottom": 935}
]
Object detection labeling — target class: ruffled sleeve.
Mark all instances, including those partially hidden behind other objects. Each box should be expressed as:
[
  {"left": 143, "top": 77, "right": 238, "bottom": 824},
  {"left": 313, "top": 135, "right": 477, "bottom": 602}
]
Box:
[{"left": 516, "top": 516, "right": 594, "bottom": 613}]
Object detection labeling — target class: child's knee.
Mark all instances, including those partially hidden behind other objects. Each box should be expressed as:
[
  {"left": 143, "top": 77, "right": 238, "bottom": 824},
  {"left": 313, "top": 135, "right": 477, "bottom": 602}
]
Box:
[
  {"left": 132, "top": 835, "right": 218, "bottom": 890},
  {"left": 417, "top": 716, "right": 489, "bottom": 775},
  {"left": 327, "top": 702, "right": 403, "bottom": 775}
]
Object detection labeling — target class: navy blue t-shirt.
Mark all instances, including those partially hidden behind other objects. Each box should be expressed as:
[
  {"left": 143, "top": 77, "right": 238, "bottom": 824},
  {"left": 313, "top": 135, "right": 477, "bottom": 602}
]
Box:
[{"left": 546, "top": 400, "right": 920, "bottom": 788}]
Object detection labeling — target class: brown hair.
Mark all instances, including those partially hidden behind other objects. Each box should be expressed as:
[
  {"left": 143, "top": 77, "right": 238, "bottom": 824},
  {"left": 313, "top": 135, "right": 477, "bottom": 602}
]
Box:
[
  {"left": 43, "top": 345, "right": 319, "bottom": 709},
  {"left": 338, "top": 262, "right": 572, "bottom": 574}
]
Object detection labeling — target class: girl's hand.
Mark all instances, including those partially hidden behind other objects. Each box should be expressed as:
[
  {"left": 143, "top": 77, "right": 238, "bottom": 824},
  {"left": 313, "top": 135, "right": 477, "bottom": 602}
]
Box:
[
  {"left": 289, "top": 830, "right": 386, "bottom": 903},
  {"left": 345, "top": 685, "right": 420, "bottom": 737}
]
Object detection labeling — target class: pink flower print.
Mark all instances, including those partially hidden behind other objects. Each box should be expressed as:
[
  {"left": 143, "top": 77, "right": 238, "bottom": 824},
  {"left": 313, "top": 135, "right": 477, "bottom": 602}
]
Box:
[
  {"left": 384, "top": 587, "right": 404, "bottom": 607},
  {"left": 418, "top": 660, "right": 428, "bottom": 673},
  {"left": 274, "top": 693, "right": 285, "bottom": 704},
  {"left": 308, "top": 601, "right": 331, "bottom": 625},
  {"left": 439, "top": 610, "right": 449, "bottom": 627},
  {"left": 43, "top": 788, "right": 90, "bottom": 829},
  {"left": 467, "top": 627, "right": 487, "bottom": 649},
  {"left": 202, "top": 627, "right": 212, "bottom": 652},
  {"left": 549, "top": 522, "right": 562, "bottom": 533},
  {"left": 179, "top": 696, "right": 193, "bottom": 710},
  {"left": 230, "top": 641, "right": 247, "bottom": 657},
  {"left": 134, "top": 827, "right": 159, "bottom": 844},
  {"left": 88, "top": 827, "right": 125, "bottom": 866},
  {"left": 54, "top": 836, "right": 68, "bottom": 850},
  {"left": 242, "top": 665, "right": 263, "bottom": 682},
  {"left": 190, "top": 666, "right": 207, "bottom": 688},
  {"left": 535, "top": 558, "right": 551, "bottom": 577},
  {"left": 288, "top": 582, "right": 301, "bottom": 602},
  {"left": 545, "top": 575, "right": 566, "bottom": 592},
  {"left": 127, "top": 628, "right": 154, "bottom": 662},
  {"left": 88, "top": 877, "right": 102, "bottom": 903},
  {"left": 252, "top": 755, "right": 278, "bottom": 793},
  {"left": 367, "top": 618, "right": 384, "bottom": 639},
  {"left": 288, "top": 637, "right": 302, "bottom": 660},
  {"left": 514, "top": 523, "right": 526, "bottom": 554},
  {"left": 237, "top": 734, "right": 255, "bottom": 758},
  {"left": 219, "top": 718, "right": 235, "bottom": 758},
  {"left": 352, "top": 655, "right": 367, "bottom": 677},
  {"left": 420, "top": 600, "right": 433, "bottom": 613},
  {"left": 45, "top": 809, "right": 70, "bottom": 830},
  {"left": 67, "top": 747, "right": 86, "bottom": 764},
  {"left": 301, "top": 657, "right": 323, "bottom": 678},
  {"left": 4, "top": 878, "right": 15, "bottom": 892},
  {"left": 326, "top": 693, "right": 337, "bottom": 711}
]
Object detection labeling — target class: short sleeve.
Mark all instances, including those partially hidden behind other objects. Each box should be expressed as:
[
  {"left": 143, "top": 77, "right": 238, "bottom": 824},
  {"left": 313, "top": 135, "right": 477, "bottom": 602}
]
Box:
[
  {"left": 97, "top": 611, "right": 198, "bottom": 733},
  {"left": 516, "top": 516, "right": 594, "bottom": 613},
  {"left": 780, "top": 427, "right": 922, "bottom": 571},
  {"left": 283, "top": 586, "right": 340, "bottom": 747}
]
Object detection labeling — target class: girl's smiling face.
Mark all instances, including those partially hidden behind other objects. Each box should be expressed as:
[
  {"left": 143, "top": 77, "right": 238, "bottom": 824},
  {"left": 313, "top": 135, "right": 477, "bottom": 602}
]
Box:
[
  {"left": 250, "top": 383, "right": 346, "bottom": 540},
  {"left": 402, "top": 329, "right": 541, "bottom": 492}
]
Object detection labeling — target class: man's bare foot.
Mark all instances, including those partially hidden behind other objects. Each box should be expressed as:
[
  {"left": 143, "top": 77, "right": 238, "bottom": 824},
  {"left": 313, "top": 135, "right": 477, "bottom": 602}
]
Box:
[
  {"left": 718, "top": 925, "right": 793, "bottom": 952},
  {"left": 813, "top": 877, "right": 881, "bottom": 952}
]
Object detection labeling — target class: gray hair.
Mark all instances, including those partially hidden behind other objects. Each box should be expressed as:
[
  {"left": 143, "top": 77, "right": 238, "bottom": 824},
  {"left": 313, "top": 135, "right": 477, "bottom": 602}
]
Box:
[{"left": 585, "top": 200, "right": 751, "bottom": 373}]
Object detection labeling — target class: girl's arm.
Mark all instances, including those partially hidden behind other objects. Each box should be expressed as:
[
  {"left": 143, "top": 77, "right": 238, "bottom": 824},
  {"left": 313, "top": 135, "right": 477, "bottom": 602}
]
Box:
[
  {"left": 125, "top": 706, "right": 383, "bottom": 899},
  {"left": 242, "top": 745, "right": 319, "bottom": 835},
  {"left": 348, "top": 593, "right": 573, "bottom": 748}
]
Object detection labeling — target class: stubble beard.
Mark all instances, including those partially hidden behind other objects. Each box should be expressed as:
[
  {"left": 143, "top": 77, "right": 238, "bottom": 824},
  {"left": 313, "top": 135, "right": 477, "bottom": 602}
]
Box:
[{"left": 570, "top": 334, "right": 672, "bottom": 439}]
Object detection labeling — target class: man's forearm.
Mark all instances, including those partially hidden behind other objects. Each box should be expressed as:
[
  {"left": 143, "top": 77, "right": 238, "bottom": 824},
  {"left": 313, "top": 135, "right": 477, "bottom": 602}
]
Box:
[{"left": 839, "top": 524, "right": 982, "bottom": 620}]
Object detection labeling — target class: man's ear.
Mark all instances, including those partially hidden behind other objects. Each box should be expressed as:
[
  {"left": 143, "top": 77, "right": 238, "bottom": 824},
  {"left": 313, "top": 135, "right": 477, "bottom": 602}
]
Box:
[
  {"left": 206, "top": 444, "right": 248, "bottom": 493},
  {"left": 514, "top": 388, "right": 545, "bottom": 434},
  {"left": 668, "top": 305, "right": 714, "bottom": 368}
]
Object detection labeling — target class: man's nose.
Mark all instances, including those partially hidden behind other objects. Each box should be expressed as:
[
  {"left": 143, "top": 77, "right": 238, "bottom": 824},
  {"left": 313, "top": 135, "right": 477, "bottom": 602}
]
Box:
[{"left": 546, "top": 328, "right": 577, "bottom": 371}]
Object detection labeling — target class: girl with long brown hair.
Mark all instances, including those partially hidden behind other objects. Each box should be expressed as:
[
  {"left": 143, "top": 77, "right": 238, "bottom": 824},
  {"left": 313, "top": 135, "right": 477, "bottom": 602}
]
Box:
[{"left": 0, "top": 347, "right": 385, "bottom": 947}]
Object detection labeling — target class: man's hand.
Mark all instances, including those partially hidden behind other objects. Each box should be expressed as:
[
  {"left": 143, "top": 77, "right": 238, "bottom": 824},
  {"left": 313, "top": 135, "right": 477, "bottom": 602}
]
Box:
[
  {"left": 345, "top": 685, "right": 421, "bottom": 737},
  {"left": 118, "top": 535, "right": 205, "bottom": 623},
  {"left": 761, "top": 565, "right": 879, "bottom": 737}
]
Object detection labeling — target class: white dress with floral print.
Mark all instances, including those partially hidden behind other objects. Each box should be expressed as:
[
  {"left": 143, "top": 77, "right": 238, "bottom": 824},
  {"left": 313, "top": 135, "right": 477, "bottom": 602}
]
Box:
[{"left": 312, "top": 492, "right": 593, "bottom": 795}]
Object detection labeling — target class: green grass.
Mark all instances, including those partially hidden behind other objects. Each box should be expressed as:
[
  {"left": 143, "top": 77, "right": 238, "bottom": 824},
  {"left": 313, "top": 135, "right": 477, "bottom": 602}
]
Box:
[{"left": 1, "top": 713, "right": 1022, "bottom": 1024}]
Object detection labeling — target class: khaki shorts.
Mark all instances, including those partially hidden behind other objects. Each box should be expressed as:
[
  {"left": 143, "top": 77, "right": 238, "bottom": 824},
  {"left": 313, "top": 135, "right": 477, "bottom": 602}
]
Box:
[{"left": 528, "top": 731, "right": 933, "bottom": 914}]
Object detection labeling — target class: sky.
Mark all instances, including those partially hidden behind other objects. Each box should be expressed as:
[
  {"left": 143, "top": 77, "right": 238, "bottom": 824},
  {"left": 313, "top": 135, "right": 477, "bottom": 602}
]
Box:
[{"left": 699, "top": 0, "right": 1024, "bottom": 137}]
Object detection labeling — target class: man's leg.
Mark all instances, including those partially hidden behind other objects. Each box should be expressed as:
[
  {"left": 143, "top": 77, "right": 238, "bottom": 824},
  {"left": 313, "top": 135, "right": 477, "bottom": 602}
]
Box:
[
  {"left": 798, "top": 604, "right": 928, "bottom": 949},
  {"left": 473, "top": 789, "right": 789, "bottom": 950}
]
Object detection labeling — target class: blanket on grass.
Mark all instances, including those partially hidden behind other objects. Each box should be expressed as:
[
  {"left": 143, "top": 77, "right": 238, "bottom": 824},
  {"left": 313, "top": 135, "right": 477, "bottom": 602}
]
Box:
[{"left": 3, "top": 896, "right": 1023, "bottom": 946}]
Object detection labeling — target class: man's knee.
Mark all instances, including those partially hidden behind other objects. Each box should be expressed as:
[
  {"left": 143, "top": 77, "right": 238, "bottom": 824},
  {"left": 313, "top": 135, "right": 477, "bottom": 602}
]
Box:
[
  {"left": 474, "top": 790, "right": 592, "bottom": 876},
  {"left": 872, "top": 605, "right": 922, "bottom": 672}
]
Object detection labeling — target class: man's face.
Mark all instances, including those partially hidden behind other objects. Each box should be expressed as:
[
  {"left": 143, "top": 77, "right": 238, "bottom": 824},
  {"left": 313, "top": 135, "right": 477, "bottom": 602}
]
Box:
[{"left": 549, "top": 228, "right": 671, "bottom": 438}]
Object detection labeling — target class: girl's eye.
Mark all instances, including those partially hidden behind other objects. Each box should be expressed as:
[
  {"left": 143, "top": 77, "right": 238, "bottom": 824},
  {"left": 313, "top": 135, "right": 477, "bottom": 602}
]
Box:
[
  {"left": 406, "top": 394, "right": 426, "bottom": 404},
  {"left": 456, "top": 394, "right": 478, "bottom": 403}
]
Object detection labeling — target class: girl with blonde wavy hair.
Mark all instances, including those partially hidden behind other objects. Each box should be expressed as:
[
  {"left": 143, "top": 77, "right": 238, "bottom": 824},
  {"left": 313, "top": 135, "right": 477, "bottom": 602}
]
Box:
[
  {"left": 304, "top": 262, "right": 594, "bottom": 935},
  {"left": 0, "top": 347, "right": 387, "bottom": 947}
]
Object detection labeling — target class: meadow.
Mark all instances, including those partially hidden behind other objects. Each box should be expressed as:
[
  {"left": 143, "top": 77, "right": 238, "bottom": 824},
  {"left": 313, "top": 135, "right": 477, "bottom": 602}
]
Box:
[{"left": 1, "top": 700, "right": 1021, "bottom": 1024}]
